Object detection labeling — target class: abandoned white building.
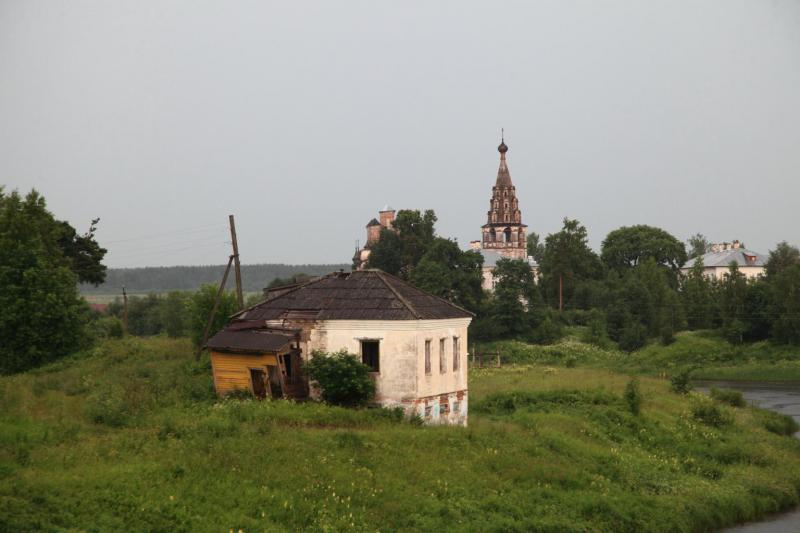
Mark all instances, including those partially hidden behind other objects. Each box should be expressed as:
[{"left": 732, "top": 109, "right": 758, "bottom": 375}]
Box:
[
  {"left": 206, "top": 270, "right": 473, "bottom": 425},
  {"left": 680, "top": 240, "right": 766, "bottom": 280},
  {"left": 469, "top": 137, "right": 539, "bottom": 290}
]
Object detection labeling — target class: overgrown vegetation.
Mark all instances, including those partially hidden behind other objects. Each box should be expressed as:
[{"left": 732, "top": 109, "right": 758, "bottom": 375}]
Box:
[
  {"left": 3, "top": 338, "right": 800, "bottom": 531},
  {"left": 304, "top": 350, "right": 376, "bottom": 407}
]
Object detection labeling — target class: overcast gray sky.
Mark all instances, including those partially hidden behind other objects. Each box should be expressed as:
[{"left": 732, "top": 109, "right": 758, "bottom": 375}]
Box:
[{"left": 2, "top": 1, "right": 799, "bottom": 268}]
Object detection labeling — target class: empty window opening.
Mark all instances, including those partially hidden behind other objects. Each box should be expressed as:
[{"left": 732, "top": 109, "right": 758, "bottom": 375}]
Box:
[
  {"left": 361, "top": 340, "right": 380, "bottom": 373},
  {"left": 425, "top": 340, "right": 431, "bottom": 375},
  {"left": 504, "top": 228, "right": 512, "bottom": 242},
  {"left": 249, "top": 368, "right": 267, "bottom": 399},
  {"left": 280, "top": 353, "right": 293, "bottom": 383},
  {"left": 439, "top": 338, "right": 446, "bottom": 373},
  {"left": 452, "top": 337, "right": 460, "bottom": 371},
  {"left": 267, "top": 365, "right": 283, "bottom": 398}
]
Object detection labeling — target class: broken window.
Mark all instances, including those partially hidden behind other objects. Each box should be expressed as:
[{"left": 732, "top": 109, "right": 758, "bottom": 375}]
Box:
[
  {"left": 425, "top": 339, "right": 431, "bottom": 375},
  {"left": 453, "top": 401, "right": 460, "bottom": 413},
  {"left": 452, "top": 337, "right": 460, "bottom": 372},
  {"left": 439, "top": 338, "right": 446, "bottom": 373},
  {"left": 424, "top": 405, "right": 432, "bottom": 419},
  {"left": 361, "top": 340, "right": 380, "bottom": 373}
]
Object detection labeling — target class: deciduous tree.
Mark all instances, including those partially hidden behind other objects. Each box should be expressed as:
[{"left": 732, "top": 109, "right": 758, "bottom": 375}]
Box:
[
  {"left": 539, "top": 218, "right": 601, "bottom": 311},
  {"left": 601, "top": 225, "right": 687, "bottom": 278},
  {"left": 0, "top": 189, "right": 98, "bottom": 373}
]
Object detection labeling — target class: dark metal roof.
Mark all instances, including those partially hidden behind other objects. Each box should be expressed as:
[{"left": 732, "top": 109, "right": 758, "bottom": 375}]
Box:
[
  {"left": 234, "top": 270, "right": 473, "bottom": 321},
  {"left": 205, "top": 328, "right": 294, "bottom": 354},
  {"left": 366, "top": 218, "right": 381, "bottom": 227}
]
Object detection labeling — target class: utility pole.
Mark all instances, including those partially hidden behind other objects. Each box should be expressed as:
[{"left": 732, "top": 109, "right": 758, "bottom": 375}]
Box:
[
  {"left": 197, "top": 255, "right": 235, "bottom": 360},
  {"left": 122, "top": 286, "right": 129, "bottom": 336},
  {"left": 229, "top": 214, "right": 244, "bottom": 310}
]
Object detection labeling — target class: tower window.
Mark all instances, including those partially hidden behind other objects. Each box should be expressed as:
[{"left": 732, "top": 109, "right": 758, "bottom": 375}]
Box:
[{"left": 361, "top": 340, "right": 380, "bottom": 372}]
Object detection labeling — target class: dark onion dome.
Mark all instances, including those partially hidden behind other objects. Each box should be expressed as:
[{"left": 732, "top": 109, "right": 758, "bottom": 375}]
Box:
[{"left": 498, "top": 140, "right": 508, "bottom": 154}]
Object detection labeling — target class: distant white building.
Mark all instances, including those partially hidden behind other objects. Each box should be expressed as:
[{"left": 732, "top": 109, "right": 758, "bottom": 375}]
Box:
[
  {"left": 680, "top": 240, "right": 766, "bottom": 280},
  {"left": 468, "top": 243, "right": 539, "bottom": 291}
]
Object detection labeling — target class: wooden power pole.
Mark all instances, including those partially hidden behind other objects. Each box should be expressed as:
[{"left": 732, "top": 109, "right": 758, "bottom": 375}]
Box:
[
  {"left": 229, "top": 214, "right": 244, "bottom": 311},
  {"left": 122, "top": 286, "right": 129, "bottom": 336},
  {"left": 197, "top": 255, "right": 235, "bottom": 360}
]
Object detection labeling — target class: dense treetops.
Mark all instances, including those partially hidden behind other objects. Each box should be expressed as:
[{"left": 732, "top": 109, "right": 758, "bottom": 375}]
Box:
[{"left": 0, "top": 188, "right": 107, "bottom": 373}]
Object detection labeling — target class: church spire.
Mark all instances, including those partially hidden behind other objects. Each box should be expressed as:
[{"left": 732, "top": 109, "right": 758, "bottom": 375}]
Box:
[{"left": 495, "top": 131, "right": 512, "bottom": 187}]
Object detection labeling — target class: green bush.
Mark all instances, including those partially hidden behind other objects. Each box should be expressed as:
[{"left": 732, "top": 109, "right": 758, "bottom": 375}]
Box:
[
  {"left": 670, "top": 369, "right": 693, "bottom": 394},
  {"left": 92, "top": 316, "right": 124, "bottom": 339},
  {"left": 624, "top": 378, "right": 642, "bottom": 416},
  {"left": 709, "top": 387, "right": 746, "bottom": 408},
  {"left": 758, "top": 410, "right": 799, "bottom": 436},
  {"left": 529, "top": 317, "right": 564, "bottom": 345},
  {"left": 619, "top": 322, "right": 647, "bottom": 352},
  {"left": 691, "top": 396, "right": 733, "bottom": 427},
  {"left": 581, "top": 310, "right": 611, "bottom": 349},
  {"left": 83, "top": 386, "right": 130, "bottom": 427},
  {"left": 304, "top": 350, "right": 376, "bottom": 407}
]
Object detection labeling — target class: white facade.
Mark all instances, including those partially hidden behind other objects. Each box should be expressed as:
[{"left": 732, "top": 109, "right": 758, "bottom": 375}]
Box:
[{"left": 297, "top": 318, "right": 471, "bottom": 425}]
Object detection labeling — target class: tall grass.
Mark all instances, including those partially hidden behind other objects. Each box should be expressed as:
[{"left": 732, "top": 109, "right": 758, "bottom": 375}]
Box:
[{"left": 2, "top": 338, "right": 800, "bottom": 531}]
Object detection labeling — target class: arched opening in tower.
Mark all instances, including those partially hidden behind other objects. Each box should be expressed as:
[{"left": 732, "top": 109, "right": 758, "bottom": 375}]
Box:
[{"left": 504, "top": 228, "right": 512, "bottom": 243}]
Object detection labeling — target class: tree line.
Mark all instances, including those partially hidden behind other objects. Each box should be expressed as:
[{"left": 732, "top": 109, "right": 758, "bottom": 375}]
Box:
[
  {"left": 366, "top": 210, "right": 800, "bottom": 350},
  {"left": 80, "top": 263, "right": 348, "bottom": 294},
  {"left": 3, "top": 187, "right": 798, "bottom": 375}
]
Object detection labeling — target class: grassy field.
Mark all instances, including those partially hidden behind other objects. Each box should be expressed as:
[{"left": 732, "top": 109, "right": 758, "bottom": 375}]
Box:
[
  {"left": 478, "top": 330, "right": 800, "bottom": 381},
  {"left": 3, "top": 338, "right": 800, "bottom": 531}
]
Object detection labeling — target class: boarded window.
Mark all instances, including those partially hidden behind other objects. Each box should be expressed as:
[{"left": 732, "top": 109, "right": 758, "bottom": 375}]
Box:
[
  {"left": 425, "top": 340, "right": 431, "bottom": 375},
  {"left": 361, "top": 340, "right": 380, "bottom": 373},
  {"left": 439, "top": 338, "right": 446, "bottom": 373},
  {"left": 452, "top": 337, "right": 460, "bottom": 371}
]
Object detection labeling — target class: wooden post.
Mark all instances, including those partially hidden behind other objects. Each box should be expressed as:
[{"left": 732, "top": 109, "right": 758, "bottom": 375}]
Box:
[
  {"left": 197, "top": 255, "right": 234, "bottom": 360},
  {"left": 229, "top": 215, "right": 244, "bottom": 311},
  {"left": 122, "top": 286, "right": 129, "bottom": 336}
]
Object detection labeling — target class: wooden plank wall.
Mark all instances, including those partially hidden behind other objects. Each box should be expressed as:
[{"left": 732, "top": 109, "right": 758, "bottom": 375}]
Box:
[{"left": 210, "top": 351, "right": 278, "bottom": 396}]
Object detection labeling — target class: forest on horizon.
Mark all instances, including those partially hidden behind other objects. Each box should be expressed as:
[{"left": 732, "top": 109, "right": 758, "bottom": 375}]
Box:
[{"left": 79, "top": 263, "right": 349, "bottom": 294}]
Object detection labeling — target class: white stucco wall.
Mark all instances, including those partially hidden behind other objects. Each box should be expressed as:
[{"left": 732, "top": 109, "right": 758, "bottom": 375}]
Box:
[
  {"left": 680, "top": 266, "right": 765, "bottom": 280},
  {"left": 304, "top": 318, "right": 471, "bottom": 425}
]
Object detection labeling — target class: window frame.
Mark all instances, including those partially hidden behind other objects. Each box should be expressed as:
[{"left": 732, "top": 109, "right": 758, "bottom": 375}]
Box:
[
  {"left": 424, "top": 339, "right": 432, "bottom": 375},
  {"left": 439, "top": 338, "right": 446, "bottom": 374},
  {"left": 360, "top": 339, "right": 380, "bottom": 373},
  {"left": 452, "top": 337, "right": 460, "bottom": 372}
]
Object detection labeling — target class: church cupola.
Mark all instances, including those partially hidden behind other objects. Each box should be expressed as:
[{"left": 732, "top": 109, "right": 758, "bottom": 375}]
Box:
[{"left": 480, "top": 133, "right": 527, "bottom": 260}]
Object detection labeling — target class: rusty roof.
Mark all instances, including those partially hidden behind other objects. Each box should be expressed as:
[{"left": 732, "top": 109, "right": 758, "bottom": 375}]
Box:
[{"left": 234, "top": 270, "right": 473, "bottom": 321}]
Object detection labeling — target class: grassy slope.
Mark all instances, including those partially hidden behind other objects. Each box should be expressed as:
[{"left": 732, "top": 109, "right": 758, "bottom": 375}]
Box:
[
  {"left": 480, "top": 330, "right": 800, "bottom": 381},
  {"left": 2, "top": 339, "right": 800, "bottom": 531}
]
